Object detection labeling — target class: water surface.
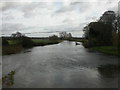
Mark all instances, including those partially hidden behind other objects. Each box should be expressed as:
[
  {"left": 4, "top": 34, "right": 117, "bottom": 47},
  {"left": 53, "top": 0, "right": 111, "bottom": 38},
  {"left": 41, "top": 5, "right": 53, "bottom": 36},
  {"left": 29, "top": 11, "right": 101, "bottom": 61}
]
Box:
[{"left": 2, "top": 41, "right": 119, "bottom": 88}]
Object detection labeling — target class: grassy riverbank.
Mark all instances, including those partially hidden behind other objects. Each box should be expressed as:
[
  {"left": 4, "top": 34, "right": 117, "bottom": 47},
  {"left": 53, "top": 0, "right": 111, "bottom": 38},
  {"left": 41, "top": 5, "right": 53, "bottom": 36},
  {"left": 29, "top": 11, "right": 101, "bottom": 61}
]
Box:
[
  {"left": 32, "top": 39, "right": 62, "bottom": 46},
  {"left": 2, "top": 38, "right": 62, "bottom": 55},
  {"left": 67, "top": 38, "right": 84, "bottom": 42},
  {"left": 2, "top": 45, "right": 23, "bottom": 55},
  {"left": 90, "top": 46, "right": 120, "bottom": 56}
]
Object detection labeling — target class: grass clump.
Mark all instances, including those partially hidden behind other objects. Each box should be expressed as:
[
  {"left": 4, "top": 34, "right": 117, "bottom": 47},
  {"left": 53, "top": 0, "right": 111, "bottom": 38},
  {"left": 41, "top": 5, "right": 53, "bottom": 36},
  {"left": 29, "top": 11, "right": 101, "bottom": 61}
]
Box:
[{"left": 2, "top": 71, "right": 15, "bottom": 87}]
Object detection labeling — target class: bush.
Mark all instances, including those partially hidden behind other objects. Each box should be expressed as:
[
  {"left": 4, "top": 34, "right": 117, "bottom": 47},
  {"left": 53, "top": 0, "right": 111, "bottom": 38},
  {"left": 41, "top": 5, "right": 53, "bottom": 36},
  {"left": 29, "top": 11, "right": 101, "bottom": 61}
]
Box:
[
  {"left": 49, "top": 35, "right": 59, "bottom": 40},
  {"left": 21, "top": 37, "right": 34, "bottom": 48},
  {"left": 2, "top": 39, "right": 9, "bottom": 46},
  {"left": 112, "top": 31, "right": 120, "bottom": 50},
  {"left": 82, "top": 40, "right": 90, "bottom": 48}
]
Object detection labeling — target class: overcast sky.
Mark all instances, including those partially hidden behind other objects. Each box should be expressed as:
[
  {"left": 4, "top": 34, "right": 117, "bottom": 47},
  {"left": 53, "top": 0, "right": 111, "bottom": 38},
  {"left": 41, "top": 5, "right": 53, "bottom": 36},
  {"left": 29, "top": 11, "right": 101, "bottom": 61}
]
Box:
[{"left": 0, "top": 0, "right": 119, "bottom": 37}]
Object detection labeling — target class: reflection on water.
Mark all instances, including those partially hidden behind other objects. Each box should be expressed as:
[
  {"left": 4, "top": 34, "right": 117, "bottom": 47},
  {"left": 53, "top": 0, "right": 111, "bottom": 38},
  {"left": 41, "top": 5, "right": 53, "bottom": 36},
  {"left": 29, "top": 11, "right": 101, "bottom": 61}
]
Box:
[
  {"left": 97, "top": 64, "right": 120, "bottom": 78},
  {"left": 2, "top": 41, "right": 119, "bottom": 88}
]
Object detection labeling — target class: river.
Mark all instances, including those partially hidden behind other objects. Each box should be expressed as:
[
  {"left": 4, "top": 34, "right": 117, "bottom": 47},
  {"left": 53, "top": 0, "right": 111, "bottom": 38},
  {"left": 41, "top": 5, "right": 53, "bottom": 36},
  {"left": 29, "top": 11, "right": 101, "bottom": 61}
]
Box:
[{"left": 2, "top": 41, "right": 119, "bottom": 88}]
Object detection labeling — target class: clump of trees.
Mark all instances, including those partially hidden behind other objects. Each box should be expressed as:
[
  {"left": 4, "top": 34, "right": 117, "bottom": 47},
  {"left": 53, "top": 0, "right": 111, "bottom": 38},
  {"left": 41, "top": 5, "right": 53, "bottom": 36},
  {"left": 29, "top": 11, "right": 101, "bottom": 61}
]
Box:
[
  {"left": 49, "top": 35, "right": 59, "bottom": 40},
  {"left": 11, "top": 32, "right": 34, "bottom": 48},
  {"left": 83, "top": 10, "right": 118, "bottom": 48},
  {"left": 59, "top": 32, "right": 72, "bottom": 39}
]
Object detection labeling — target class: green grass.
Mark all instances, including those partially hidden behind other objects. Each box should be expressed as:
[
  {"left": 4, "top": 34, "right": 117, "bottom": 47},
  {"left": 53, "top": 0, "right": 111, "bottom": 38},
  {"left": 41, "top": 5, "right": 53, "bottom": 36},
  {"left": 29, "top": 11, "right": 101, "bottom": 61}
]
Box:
[
  {"left": 7, "top": 40, "right": 20, "bottom": 45},
  {"left": 90, "top": 46, "right": 120, "bottom": 56}
]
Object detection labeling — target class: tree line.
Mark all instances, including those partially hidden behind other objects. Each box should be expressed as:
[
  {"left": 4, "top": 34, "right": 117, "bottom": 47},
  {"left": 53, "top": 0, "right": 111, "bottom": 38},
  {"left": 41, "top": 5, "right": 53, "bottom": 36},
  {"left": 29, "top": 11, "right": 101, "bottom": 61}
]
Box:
[{"left": 83, "top": 10, "right": 120, "bottom": 50}]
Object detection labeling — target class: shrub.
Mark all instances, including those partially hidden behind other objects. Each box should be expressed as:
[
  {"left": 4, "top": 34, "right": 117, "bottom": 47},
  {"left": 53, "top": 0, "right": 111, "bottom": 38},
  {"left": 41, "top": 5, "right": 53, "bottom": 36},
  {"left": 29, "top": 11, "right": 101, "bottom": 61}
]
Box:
[
  {"left": 2, "top": 39, "right": 9, "bottom": 46},
  {"left": 21, "top": 37, "right": 34, "bottom": 48},
  {"left": 49, "top": 35, "right": 59, "bottom": 40}
]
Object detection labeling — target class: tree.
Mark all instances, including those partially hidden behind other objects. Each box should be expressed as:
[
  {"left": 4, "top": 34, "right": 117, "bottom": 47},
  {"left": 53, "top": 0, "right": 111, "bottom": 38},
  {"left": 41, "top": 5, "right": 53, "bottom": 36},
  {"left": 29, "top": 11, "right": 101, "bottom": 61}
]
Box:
[
  {"left": 83, "top": 11, "right": 116, "bottom": 47},
  {"left": 59, "top": 32, "right": 72, "bottom": 39},
  {"left": 11, "top": 32, "right": 25, "bottom": 38},
  {"left": 83, "top": 26, "right": 89, "bottom": 39},
  {"left": 49, "top": 35, "right": 59, "bottom": 40},
  {"left": 68, "top": 33, "right": 72, "bottom": 38},
  {"left": 99, "top": 11, "right": 116, "bottom": 24},
  {"left": 20, "top": 37, "right": 34, "bottom": 48}
]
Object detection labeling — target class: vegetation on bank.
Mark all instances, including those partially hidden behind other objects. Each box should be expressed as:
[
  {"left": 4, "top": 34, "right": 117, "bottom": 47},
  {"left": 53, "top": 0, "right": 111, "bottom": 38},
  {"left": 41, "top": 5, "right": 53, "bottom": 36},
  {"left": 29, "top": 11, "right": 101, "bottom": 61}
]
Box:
[
  {"left": 2, "top": 71, "right": 15, "bottom": 87},
  {"left": 82, "top": 10, "right": 120, "bottom": 56},
  {"left": 2, "top": 45, "right": 23, "bottom": 55},
  {"left": 90, "top": 46, "right": 120, "bottom": 56},
  {"left": 32, "top": 39, "right": 61, "bottom": 46},
  {"left": 97, "top": 64, "right": 120, "bottom": 77},
  {"left": 67, "top": 38, "right": 84, "bottom": 42},
  {"left": 2, "top": 36, "right": 62, "bottom": 55}
]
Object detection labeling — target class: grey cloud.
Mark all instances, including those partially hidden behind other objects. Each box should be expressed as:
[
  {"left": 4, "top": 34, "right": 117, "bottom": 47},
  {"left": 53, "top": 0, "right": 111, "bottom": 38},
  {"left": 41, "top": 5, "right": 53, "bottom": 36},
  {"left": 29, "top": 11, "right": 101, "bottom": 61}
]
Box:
[
  {"left": 70, "top": 2, "right": 91, "bottom": 12},
  {"left": 55, "top": 2, "right": 91, "bottom": 14},
  {"left": 2, "top": 14, "right": 14, "bottom": 20},
  {"left": 1, "top": 23, "right": 25, "bottom": 34},
  {"left": 21, "top": 2, "right": 45, "bottom": 18},
  {"left": 1, "top": 2, "right": 46, "bottom": 18},
  {"left": 1, "top": 2, "right": 22, "bottom": 11}
]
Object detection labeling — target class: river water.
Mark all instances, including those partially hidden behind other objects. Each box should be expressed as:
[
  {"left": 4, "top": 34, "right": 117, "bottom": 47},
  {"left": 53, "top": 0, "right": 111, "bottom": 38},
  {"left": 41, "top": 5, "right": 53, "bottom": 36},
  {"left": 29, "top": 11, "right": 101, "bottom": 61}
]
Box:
[{"left": 2, "top": 41, "right": 119, "bottom": 88}]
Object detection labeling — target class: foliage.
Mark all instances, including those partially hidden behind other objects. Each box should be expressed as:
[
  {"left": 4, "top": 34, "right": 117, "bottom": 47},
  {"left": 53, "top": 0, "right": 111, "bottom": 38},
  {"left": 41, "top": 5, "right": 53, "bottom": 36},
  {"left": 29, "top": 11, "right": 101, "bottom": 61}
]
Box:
[
  {"left": 112, "top": 31, "right": 120, "bottom": 50},
  {"left": 2, "top": 71, "right": 15, "bottom": 87},
  {"left": 20, "top": 37, "right": 34, "bottom": 48},
  {"left": 83, "top": 11, "right": 116, "bottom": 47},
  {"left": 59, "top": 32, "right": 72, "bottom": 39},
  {"left": 49, "top": 35, "right": 59, "bottom": 40},
  {"left": 9, "top": 37, "right": 34, "bottom": 48},
  {"left": 2, "top": 39, "right": 9, "bottom": 46}
]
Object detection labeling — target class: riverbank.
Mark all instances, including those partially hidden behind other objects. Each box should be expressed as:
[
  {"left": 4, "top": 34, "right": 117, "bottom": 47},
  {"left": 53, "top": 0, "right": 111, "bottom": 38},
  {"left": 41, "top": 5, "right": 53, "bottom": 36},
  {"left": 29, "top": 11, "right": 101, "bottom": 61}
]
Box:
[
  {"left": 2, "top": 39, "right": 62, "bottom": 55},
  {"left": 32, "top": 39, "right": 62, "bottom": 46},
  {"left": 69, "top": 39, "right": 120, "bottom": 56},
  {"left": 2, "top": 45, "right": 23, "bottom": 55},
  {"left": 67, "top": 38, "right": 84, "bottom": 42},
  {"left": 90, "top": 46, "right": 120, "bottom": 56}
]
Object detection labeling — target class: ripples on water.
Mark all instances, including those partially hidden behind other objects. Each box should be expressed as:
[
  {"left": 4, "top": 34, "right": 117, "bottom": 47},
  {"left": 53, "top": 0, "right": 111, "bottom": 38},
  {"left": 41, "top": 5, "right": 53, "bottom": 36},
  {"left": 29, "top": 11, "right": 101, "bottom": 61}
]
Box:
[{"left": 2, "top": 41, "right": 119, "bottom": 88}]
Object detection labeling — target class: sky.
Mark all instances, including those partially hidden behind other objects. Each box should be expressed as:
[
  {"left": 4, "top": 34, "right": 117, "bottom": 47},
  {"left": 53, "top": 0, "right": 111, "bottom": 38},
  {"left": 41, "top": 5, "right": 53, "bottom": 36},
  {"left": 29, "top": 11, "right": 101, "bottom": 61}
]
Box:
[{"left": 0, "top": 0, "right": 119, "bottom": 37}]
